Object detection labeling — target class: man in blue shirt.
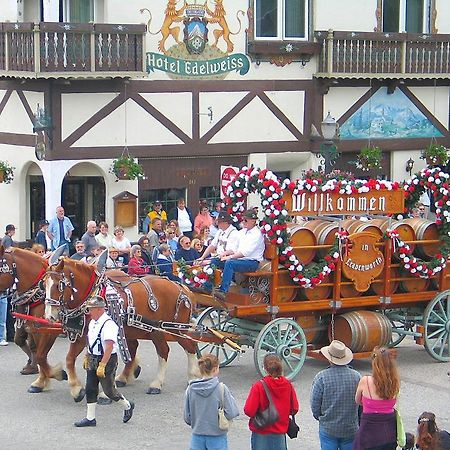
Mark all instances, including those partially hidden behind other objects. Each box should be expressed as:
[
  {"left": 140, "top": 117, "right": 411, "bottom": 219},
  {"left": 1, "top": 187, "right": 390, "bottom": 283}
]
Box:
[{"left": 47, "top": 206, "right": 74, "bottom": 254}]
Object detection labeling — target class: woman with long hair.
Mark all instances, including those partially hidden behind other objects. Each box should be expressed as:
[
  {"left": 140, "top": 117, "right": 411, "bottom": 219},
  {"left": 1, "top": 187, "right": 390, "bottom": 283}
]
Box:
[
  {"left": 244, "top": 353, "right": 299, "bottom": 450},
  {"left": 353, "top": 346, "right": 401, "bottom": 450},
  {"left": 416, "top": 411, "right": 450, "bottom": 450},
  {"left": 184, "top": 353, "right": 239, "bottom": 450}
]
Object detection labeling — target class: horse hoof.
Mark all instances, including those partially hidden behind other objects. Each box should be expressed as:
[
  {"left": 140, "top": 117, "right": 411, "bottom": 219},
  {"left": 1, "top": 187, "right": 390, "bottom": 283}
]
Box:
[
  {"left": 61, "top": 370, "right": 68, "bottom": 381},
  {"left": 146, "top": 387, "right": 161, "bottom": 395},
  {"left": 28, "top": 385, "right": 43, "bottom": 393},
  {"left": 134, "top": 365, "right": 142, "bottom": 379},
  {"left": 74, "top": 388, "right": 85, "bottom": 403},
  {"left": 115, "top": 380, "right": 126, "bottom": 388},
  {"left": 97, "top": 397, "right": 112, "bottom": 406}
]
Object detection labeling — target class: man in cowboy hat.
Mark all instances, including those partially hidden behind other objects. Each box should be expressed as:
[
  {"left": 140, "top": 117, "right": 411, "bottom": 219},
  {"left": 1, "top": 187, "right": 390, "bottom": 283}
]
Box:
[
  {"left": 75, "top": 295, "right": 134, "bottom": 427},
  {"left": 310, "top": 340, "right": 361, "bottom": 450},
  {"left": 213, "top": 209, "right": 265, "bottom": 301}
]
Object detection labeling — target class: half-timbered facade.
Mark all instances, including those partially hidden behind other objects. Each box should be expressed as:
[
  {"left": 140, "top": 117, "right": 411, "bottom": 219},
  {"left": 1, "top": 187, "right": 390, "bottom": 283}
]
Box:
[{"left": 0, "top": 0, "right": 449, "bottom": 242}]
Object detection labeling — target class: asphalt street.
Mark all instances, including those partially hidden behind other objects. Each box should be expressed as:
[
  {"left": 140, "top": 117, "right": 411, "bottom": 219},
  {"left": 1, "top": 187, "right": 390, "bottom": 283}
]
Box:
[{"left": 0, "top": 335, "right": 448, "bottom": 450}]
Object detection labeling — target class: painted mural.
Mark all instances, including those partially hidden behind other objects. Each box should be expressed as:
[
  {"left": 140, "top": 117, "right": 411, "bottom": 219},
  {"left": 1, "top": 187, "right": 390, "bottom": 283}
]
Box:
[
  {"left": 340, "top": 87, "right": 444, "bottom": 140},
  {"left": 141, "top": 0, "right": 249, "bottom": 79}
]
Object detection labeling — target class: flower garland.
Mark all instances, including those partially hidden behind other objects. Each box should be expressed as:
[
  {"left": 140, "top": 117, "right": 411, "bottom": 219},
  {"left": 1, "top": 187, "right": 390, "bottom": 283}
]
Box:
[{"left": 176, "top": 259, "right": 214, "bottom": 288}]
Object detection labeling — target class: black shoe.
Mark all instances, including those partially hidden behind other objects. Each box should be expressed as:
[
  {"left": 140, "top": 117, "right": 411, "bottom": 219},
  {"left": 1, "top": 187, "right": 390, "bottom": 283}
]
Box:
[
  {"left": 74, "top": 418, "right": 96, "bottom": 427},
  {"left": 213, "top": 289, "right": 227, "bottom": 301},
  {"left": 123, "top": 401, "right": 135, "bottom": 423}
]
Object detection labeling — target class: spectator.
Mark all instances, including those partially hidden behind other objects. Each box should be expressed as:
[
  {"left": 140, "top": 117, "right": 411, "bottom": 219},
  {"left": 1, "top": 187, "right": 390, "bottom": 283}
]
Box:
[
  {"left": 168, "top": 198, "right": 194, "bottom": 239},
  {"left": 175, "top": 235, "right": 200, "bottom": 264},
  {"left": 112, "top": 226, "right": 131, "bottom": 265},
  {"left": 107, "top": 247, "right": 123, "bottom": 269},
  {"left": 410, "top": 207, "right": 421, "bottom": 218},
  {"left": 244, "top": 353, "right": 299, "bottom": 450},
  {"left": 167, "top": 228, "right": 178, "bottom": 253},
  {"left": 127, "top": 245, "right": 150, "bottom": 277},
  {"left": 194, "top": 205, "right": 213, "bottom": 236},
  {"left": 184, "top": 354, "right": 239, "bottom": 450},
  {"left": 198, "top": 226, "right": 212, "bottom": 247},
  {"left": 82, "top": 245, "right": 102, "bottom": 264},
  {"left": 310, "top": 340, "right": 361, "bottom": 450},
  {"left": 71, "top": 241, "right": 86, "bottom": 261},
  {"left": 95, "top": 222, "right": 113, "bottom": 248},
  {"left": 30, "top": 243, "right": 45, "bottom": 256},
  {"left": 2, "top": 224, "right": 16, "bottom": 250},
  {"left": 152, "top": 231, "right": 171, "bottom": 265},
  {"left": 213, "top": 210, "right": 265, "bottom": 301},
  {"left": 191, "top": 238, "right": 206, "bottom": 257},
  {"left": 353, "top": 346, "right": 400, "bottom": 450},
  {"left": 147, "top": 218, "right": 164, "bottom": 252},
  {"left": 35, "top": 220, "right": 49, "bottom": 252},
  {"left": 47, "top": 206, "right": 74, "bottom": 254},
  {"left": 211, "top": 201, "right": 222, "bottom": 219},
  {"left": 156, "top": 244, "right": 178, "bottom": 281},
  {"left": 417, "top": 203, "right": 426, "bottom": 219},
  {"left": 209, "top": 215, "right": 219, "bottom": 241},
  {"left": 143, "top": 200, "right": 167, "bottom": 233},
  {"left": 416, "top": 411, "right": 450, "bottom": 450},
  {"left": 81, "top": 220, "right": 98, "bottom": 257},
  {"left": 137, "top": 236, "right": 153, "bottom": 271}
]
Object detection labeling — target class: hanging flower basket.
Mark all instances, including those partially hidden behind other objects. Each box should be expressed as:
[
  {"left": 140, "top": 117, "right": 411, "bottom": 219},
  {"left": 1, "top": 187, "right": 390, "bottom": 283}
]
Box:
[
  {"left": 110, "top": 154, "right": 145, "bottom": 181},
  {"left": 421, "top": 143, "right": 448, "bottom": 167},
  {"left": 354, "top": 145, "right": 383, "bottom": 172},
  {"left": 0, "top": 161, "right": 15, "bottom": 184}
]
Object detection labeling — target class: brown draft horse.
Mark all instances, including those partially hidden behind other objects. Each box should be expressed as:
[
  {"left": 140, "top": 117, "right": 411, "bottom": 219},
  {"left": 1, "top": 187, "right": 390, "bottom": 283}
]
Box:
[
  {"left": 44, "top": 256, "right": 200, "bottom": 394},
  {"left": 0, "top": 246, "right": 85, "bottom": 399}
]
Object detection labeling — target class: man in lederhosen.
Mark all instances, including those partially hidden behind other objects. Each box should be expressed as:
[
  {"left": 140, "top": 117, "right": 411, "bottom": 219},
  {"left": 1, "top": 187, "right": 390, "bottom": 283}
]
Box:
[{"left": 75, "top": 295, "right": 134, "bottom": 427}]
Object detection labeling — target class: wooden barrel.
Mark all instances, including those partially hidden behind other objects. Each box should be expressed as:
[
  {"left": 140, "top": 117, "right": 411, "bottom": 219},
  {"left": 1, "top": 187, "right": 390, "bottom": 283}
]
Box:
[
  {"left": 370, "top": 218, "right": 416, "bottom": 253},
  {"left": 402, "top": 218, "right": 440, "bottom": 259},
  {"left": 298, "top": 276, "right": 332, "bottom": 301},
  {"left": 340, "top": 219, "right": 383, "bottom": 238},
  {"left": 287, "top": 224, "right": 316, "bottom": 265},
  {"left": 258, "top": 261, "right": 297, "bottom": 303},
  {"left": 398, "top": 269, "right": 430, "bottom": 293},
  {"left": 370, "top": 267, "right": 400, "bottom": 296},
  {"left": 297, "top": 316, "right": 328, "bottom": 347},
  {"left": 340, "top": 275, "right": 362, "bottom": 298},
  {"left": 299, "top": 220, "right": 339, "bottom": 260},
  {"left": 330, "top": 310, "right": 392, "bottom": 353}
]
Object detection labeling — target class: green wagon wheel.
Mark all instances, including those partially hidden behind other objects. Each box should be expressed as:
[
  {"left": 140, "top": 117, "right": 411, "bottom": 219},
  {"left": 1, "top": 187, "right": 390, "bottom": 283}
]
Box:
[
  {"left": 385, "top": 309, "right": 412, "bottom": 348},
  {"left": 423, "top": 291, "right": 450, "bottom": 362},
  {"left": 253, "top": 318, "right": 307, "bottom": 381},
  {"left": 195, "top": 307, "right": 239, "bottom": 367}
]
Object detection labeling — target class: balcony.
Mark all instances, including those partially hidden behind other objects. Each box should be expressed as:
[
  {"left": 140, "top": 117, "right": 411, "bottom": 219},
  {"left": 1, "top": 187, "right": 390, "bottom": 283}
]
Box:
[
  {"left": 315, "top": 30, "right": 450, "bottom": 79},
  {"left": 0, "top": 22, "right": 146, "bottom": 79}
]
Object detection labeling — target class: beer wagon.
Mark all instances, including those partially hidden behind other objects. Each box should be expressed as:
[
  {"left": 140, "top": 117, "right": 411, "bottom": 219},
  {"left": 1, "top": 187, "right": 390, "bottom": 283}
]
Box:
[{"left": 186, "top": 167, "right": 450, "bottom": 380}]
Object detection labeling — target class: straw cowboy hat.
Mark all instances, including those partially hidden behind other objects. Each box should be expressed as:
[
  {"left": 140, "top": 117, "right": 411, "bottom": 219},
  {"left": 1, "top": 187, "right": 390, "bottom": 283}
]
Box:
[{"left": 320, "top": 340, "right": 353, "bottom": 365}]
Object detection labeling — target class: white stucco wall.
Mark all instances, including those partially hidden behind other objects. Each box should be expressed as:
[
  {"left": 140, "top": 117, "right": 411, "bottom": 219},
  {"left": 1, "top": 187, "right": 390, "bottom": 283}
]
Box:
[
  {"left": 435, "top": 0, "right": 450, "bottom": 33},
  {"left": 1, "top": 0, "right": 19, "bottom": 21}
]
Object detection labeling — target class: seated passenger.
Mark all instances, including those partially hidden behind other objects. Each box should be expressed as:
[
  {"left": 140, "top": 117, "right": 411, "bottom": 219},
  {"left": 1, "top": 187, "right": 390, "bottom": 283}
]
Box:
[
  {"left": 127, "top": 245, "right": 150, "bottom": 277},
  {"left": 156, "top": 244, "right": 179, "bottom": 282},
  {"left": 175, "top": 236, "right": 200, "bottom": 264}
]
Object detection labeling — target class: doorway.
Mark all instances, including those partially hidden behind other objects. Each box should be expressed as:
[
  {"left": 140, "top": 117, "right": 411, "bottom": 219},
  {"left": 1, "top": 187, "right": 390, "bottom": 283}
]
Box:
[{"left": 30, "top": 176, "right": 46, "bottom": 238}]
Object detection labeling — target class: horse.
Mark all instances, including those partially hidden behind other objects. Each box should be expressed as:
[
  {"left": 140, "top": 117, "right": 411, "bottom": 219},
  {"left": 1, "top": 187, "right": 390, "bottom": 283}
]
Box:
[
  {"left": 0, "top": 246, "right": 86, "bottom": 399},
  {"left": 44, "top": 253, "right": 200, "bottom": 394}
]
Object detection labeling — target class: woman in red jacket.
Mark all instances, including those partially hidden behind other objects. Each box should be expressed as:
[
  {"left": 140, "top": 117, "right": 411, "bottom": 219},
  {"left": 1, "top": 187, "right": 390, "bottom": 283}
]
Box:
[
  {"left": 244, "top": 354, "right": 299, "bottom": 450},
  {"left": 127, "top": 245, "right": 150, "bottom": 276}
]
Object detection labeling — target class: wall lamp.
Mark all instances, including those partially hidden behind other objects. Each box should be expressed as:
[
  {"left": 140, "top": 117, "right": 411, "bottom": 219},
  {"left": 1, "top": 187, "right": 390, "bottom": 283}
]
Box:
[{"left": 406, "top": 158, "right": 415, "bottom": 176}]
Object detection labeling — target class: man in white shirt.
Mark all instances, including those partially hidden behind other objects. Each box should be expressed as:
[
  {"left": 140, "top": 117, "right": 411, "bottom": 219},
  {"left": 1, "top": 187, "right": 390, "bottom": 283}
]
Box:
[
  {"left": 168, "top": 198, "right": 194, "bottom": 239},
  {"left": 214, "top": 210, "right": 265, "bottom": 301},
  {"left": 75, "top": 296, "right": 134, "bottom": 427}
]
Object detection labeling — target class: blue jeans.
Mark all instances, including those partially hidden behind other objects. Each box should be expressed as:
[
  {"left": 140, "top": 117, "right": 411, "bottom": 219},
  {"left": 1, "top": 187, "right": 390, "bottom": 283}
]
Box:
[
  {"left": 251, "top": 432, "right": 287, "bottom": 450},
  {"left": 189, "top": 433, "right": 228, "bottom": 450},
  {"left": 0, "top": 294, "right": 7, "bottom": 341},
  {"left": 319, "top": 429, "right": 354, "bottom": 450},
  {"left": 219, "top": 259, "right": 259, "bottom": 292}
]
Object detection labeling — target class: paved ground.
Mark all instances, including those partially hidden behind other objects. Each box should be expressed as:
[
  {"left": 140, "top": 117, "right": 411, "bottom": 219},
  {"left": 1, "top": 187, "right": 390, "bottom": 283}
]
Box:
[{"left": 0, "top": 335, "right": 448, "bottom": 450}]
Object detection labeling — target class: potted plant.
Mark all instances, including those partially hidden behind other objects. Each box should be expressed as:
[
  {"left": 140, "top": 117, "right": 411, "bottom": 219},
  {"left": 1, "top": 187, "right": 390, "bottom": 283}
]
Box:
[
  {"left": 0, "top": 161, "right": 15, "bottom": 184},
  {"left": 421, "top": 143, "right": 448, "bottom": 167},
  {"left": 355, "top": 145, "right": 383, "bottom": 172},
  {"left": 110, "top": 154, "right": 145, "bottom": 181}
]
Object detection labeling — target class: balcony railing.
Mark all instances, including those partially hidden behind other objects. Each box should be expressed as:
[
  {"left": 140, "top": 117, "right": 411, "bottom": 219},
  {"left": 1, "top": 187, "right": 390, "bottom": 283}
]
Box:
[
  {"left": 0, "top": 22, "right": 146, "bottom": 78},
  {"left": 315, "top": 30, "right": 450, "bottom": 77}
]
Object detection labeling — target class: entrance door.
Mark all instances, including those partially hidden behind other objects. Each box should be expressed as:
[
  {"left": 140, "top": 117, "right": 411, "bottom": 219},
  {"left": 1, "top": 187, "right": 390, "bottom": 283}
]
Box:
[
  {"left": 62, "top": 177, "right": 105, "bottom": 243},
  {"left": 30, "top": 176, "right": 45, "bottom": 238}
]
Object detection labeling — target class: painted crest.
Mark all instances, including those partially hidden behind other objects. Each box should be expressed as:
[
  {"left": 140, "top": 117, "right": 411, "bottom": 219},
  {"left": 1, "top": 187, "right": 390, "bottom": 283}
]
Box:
[
  {"left": 184, "top": 5, "right": 208, "bottom": 55},
  {"left": 342, "top": 232, "right": 384, "bottom": 292}
]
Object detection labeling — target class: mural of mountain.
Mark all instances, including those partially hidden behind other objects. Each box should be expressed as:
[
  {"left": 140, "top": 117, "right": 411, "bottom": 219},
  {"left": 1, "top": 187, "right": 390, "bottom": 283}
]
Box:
[{"left": 340, "top": 87, "right": 444, "bottom": 140}]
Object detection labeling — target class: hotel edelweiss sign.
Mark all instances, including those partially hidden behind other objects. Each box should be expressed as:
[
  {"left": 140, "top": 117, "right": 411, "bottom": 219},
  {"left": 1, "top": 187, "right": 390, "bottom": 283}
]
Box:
[{"left": 142, "top": 0, "right": 249, "bottom": 79}]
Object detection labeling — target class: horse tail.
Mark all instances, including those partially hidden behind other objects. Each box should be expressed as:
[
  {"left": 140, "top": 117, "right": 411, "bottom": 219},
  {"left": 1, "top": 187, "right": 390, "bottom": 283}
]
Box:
[
  {"left": 139, "top": 8, "right": 161, "bottom": 35},
  {"left": 230, "top": 10, "right": 245, "bottom": 35}
]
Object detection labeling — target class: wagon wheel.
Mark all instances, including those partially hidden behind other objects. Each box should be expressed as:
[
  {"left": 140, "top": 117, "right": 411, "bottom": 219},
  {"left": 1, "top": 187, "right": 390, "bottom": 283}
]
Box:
[
  {"left": 254, "top": 318, "right": 307, "bottom": 381},
  {"left": 195, "top": 307, "right": 239, "bottom": 367},
  {"left": 385, "top": 309, "right": 414, "bottom": 348},
  {"left": 423, "top": 291, "right": 450, "bottom": 362}
]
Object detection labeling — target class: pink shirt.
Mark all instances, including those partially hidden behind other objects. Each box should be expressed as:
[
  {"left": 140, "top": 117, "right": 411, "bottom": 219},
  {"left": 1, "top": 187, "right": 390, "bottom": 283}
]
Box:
[{"left": 362, "top": 396, "right": 396, "bottom": 414}]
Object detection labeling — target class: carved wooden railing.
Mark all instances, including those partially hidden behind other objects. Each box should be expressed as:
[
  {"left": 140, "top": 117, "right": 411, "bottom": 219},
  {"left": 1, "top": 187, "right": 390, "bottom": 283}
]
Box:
[
  {"left": 315, "top": 30, "right": 450, "bottom": 76},
  {"left": 0, "top": 22, "right": 146, "bottom": 77}
]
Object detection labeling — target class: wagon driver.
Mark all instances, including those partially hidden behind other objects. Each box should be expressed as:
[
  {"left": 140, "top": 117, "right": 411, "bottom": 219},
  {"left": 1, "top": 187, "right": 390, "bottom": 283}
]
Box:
[
  {"left": 75, "top": 295, "right": 134, "bottom": 427},
  {"left": 213, "top": 209, "right": 265, "bottom": 301}
]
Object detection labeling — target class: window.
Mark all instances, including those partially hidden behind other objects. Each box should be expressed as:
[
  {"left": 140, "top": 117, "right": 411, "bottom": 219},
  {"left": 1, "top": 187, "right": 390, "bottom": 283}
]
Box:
[
  {"left": 382, "top": 0, "right": 430, "bottom": 33},
  {"left": 199, "top": 186, "right": 221, "bottom": 210},
  {"left": 64, "top": 0, "right": 94, "bottom": 23},
  {"left": 255, "top": 0, "right": 308, "bottom": 40}
]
